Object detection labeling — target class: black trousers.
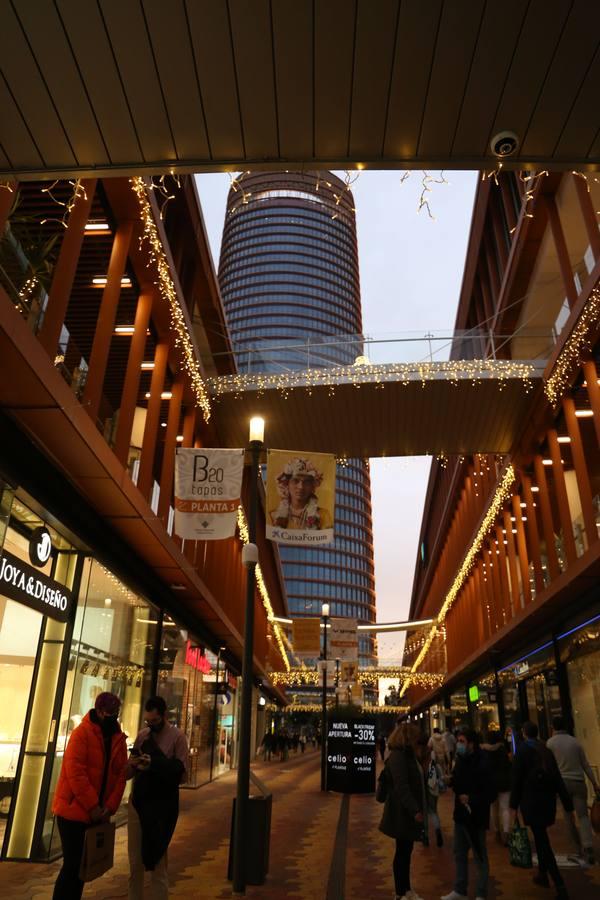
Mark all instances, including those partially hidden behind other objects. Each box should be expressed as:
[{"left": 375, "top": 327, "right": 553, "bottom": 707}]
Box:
[
  {"left": 53, "top": 816, "right": 86, "bottom": 900},
  {"left": 530, "top": 823, "right": 564, "bottom": 888},
  {"left": 393, "top": 838, "right": 414, "bottom": 896}
]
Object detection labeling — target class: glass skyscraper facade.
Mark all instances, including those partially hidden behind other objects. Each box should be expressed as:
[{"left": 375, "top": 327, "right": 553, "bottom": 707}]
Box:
[{"left": 218, "top": 172, "right": 376, "bottom": 662}]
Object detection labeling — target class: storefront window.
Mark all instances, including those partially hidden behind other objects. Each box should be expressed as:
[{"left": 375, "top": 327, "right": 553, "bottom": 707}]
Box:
[
  {"left": 0, "top": 496, "right": 78, "bottom": 861},
  {"left": 470, "top": 672, "right": 501, "bottom": 739},
  {"left": 157, "top": 616, "right": 216, "bottom": 788},
  {"left": 559, "top": 613, "right": 600, "bottom": 800},
  {"left": 498, "top": 640, "right": 561, "bottom": 742},
  {"left": 45, "top": 558, "right": 158, "bottom": 855},
  {"left": 449, "top": 690, "right": 470, "bottom": 731}
]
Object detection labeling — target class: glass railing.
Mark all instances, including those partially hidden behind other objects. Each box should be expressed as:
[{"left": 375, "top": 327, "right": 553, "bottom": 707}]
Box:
[{"left": 214, "top": 327, "right": 556, "bottom": 375}]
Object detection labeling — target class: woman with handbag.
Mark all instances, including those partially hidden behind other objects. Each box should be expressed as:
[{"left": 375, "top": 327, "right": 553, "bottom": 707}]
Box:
[
  {"left": 378, "top": 723, "right": 427, "bottom": 900},
  {"left": 52, "top": 692, "right": 127, "bottom": 899}
]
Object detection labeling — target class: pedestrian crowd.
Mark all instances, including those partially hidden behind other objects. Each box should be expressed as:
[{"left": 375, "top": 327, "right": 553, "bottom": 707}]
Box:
[
  {"left": 378, "top": 716, "right": 600, "bottom": 900},
  {"left": 258, "top": 726, "right": 317, "bottom": 761}
]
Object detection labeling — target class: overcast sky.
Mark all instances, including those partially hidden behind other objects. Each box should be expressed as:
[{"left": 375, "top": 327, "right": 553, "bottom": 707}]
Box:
[{"left": 195, "top": 170, "right": 478, "bottom": 661}]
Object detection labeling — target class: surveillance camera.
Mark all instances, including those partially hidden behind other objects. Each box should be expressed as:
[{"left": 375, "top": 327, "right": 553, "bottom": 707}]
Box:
[{"left": 490, "top": 131, "right": 519, "bottom": 158}]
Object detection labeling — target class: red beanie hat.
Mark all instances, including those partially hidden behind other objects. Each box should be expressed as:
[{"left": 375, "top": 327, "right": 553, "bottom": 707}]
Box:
[{"left": 95, "top": 692, "right": 121, "bottom": 716}]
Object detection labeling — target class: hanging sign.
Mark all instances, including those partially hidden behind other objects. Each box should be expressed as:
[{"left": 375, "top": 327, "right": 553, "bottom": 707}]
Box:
[
  {"left": 330, "top": 618, "right": 358, "bottom": 661},
  {"left": 0, "top": 549, "right": 73, "bottom": 623},
  {"left": 339, "top": 660, "right": 359, "bottom": 686},
  {"left": 29, "top": 526, "right": 52, "bottom": 567},
  {"left": 265, "top": 449, "right": 335, "bottom": 546},
  {"left": 292, "top": 617, "right": 321, "bottom": 657},
  {"left": 174, "top": 448, "right": 244, "bottom": 540},
  {"left": 326, "top": 717, "right": 376, "bottom": 793}
]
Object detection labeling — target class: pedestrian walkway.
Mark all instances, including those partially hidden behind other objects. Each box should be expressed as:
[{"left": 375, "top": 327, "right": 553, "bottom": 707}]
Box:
[{"left": 1, "top": 749, "right": 599, "bottom": 899}]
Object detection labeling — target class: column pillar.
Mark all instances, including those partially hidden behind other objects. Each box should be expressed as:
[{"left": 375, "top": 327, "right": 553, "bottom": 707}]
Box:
[
  {"left": 512, "top": 494, "right": 531, "bottom": 607},
  {"left": 533, "top": 454, "right": 560, "bottom": 580},
  {"left": 82, "top": 221, "right": 134, "bottom": 422},
  {"left": 158, "top": 379, "right": 184, "bottom": 522},
  {"left": 541, "top": 194, "right": 577, "bottom": 309},
  {"left": 572, "top": 173, "right": 600, "bottom": 261},
  {"left": 521, "top": 474, "right": 545, "bottom": 594},
  {"left": 503, "top": 508, "right": 519, "bottom": 617},
  {"left": 583, "top": 360, "right": 600, "bottom": 446},
  {"left": 137, "top": 341, "right": 170, "bottom": 500},
  {"left": 547, "top": 429, "right": 577, "bottom": 565},
  {"left": 182, "top": 406, "right": 198, "bottom": 448},
  {"left": 563, "top": 396, "right": 598, "bottom": 546},
  {"left": 495, "top": 524, "right": 510, "bottom": 626},
  {"left": 38, "top": 178, "right": 97, "bottom": 357},
  {"left": 113, "top": 291, "right": 153, "bottom": 465}
]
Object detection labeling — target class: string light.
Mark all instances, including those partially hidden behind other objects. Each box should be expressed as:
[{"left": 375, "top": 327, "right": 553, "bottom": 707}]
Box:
[
  {"left": 544, "top": 286, "right": 600, "bottom": 407},
  {"left": 271, "top": 667, "right": 444, "bottom": 688},
  {"left": 208, "top": 358, "right": 537, "bottom": 400},
  {"left": 147, "top": 172, "right": 181, "bottom": 220},
  {"left": 40, "top": 178, "right": 87, "bottom": 228},
  {"left": 236, "top": 506, "right": 289, "bottom": 671},
  {"left": 130, "top": 177, "right": 211, "bottom": 422},
  {"left": 400, "top": 465, "right": 516, "bottom": 697}
]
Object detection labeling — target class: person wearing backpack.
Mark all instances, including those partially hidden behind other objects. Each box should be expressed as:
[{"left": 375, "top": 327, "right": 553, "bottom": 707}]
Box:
[
  {"left": 509, "top": 721, "right": 575, "bottom": 899},
  {"left": 378, "top": 722, "right": 427, "bottom": 900}
]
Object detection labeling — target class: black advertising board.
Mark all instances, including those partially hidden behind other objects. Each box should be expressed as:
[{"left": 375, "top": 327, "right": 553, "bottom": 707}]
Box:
[
  {"left": 326, "top": 717, "right": 376, "bottom": 793},
  {"left": 0, "top": 549, "right": 73, "bottom": 623}
]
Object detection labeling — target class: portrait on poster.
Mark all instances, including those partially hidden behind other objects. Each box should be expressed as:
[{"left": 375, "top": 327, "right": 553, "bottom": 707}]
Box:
[{"left": 266, "top": 449, "right": 335, "bottom": 546}]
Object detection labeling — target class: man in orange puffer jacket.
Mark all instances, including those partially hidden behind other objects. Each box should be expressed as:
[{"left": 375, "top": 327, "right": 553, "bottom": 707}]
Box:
[{"left": 52, "top": 692, "right": 128, "bottom": 899}]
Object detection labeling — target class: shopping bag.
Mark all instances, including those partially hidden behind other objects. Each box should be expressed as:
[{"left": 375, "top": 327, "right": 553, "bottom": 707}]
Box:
[
  {"left": 590, "top": 799, "right": 600, "bottom": 835},
  {"left": 79, "top": 822, "right": 116, "bottom": 882},
  {"left": 508, "top": 819, "right": 532, "bottom": 869}
]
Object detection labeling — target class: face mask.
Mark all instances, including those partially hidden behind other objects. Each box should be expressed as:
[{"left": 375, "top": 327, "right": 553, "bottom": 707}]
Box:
[
  {"left": 456, "top": 743, "right": 468, "bottom": 756},
  {"left": 148, "top": 720, "right": 165, "bottom": 733}
]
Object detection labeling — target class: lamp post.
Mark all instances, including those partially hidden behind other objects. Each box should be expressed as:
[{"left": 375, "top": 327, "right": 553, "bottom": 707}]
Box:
[
  {"left": 209, "top": 645, "right": 226, "bottom": 782},
  {"left": 335, "top": 657, "right": 340, "bottom": 708},
  {"left": 320, "top": 602, "right": 329, "bottom": 791},
  {"left": 232, "top": 416, "right": 264, "bottom": 895}
]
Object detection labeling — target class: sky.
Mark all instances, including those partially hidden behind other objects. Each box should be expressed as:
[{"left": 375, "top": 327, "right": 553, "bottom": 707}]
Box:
[{"left": 195, "top": 170, "right": 478, "bottom": 662}]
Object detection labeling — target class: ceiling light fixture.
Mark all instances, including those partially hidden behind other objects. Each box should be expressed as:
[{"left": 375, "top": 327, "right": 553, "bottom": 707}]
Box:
[
  {"left": 85, "top": 221, "right": 110, "bottom": 232},
  {"left": 575, "top": 409, "right": 594, "bottom": 418},
  {"left": 141, "top": 362, "right": 155, "bottom": 370},
  {"left": 92, "top": 276, "right": 132, "bottom": 287}
]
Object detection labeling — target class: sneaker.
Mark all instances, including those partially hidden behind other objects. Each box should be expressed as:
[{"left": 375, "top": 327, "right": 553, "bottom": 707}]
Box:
[{"left": 441, "top": 893, "right": 468, "bottom": 900}]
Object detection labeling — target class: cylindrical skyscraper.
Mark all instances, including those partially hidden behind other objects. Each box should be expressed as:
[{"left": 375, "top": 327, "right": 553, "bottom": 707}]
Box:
[{"left": 219, "top": 172, "right": 376, "bottom": 662}]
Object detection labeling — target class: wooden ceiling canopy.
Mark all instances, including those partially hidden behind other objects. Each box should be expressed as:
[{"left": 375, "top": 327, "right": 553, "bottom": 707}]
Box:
[{"left": 0, "top": 1, "right": 599, "bottom": 180}]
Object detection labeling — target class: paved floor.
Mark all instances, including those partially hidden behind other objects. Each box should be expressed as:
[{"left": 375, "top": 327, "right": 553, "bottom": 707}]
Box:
[{"left": 1, "top": 747, "right": 599, "bottom": 899}]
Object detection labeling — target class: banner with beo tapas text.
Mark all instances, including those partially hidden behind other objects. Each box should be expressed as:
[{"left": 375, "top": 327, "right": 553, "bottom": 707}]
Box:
[
  {"left": 174, "top": 448, "right": 244, "bottom": 540},
  {"left": 266, "top": 449, "right": 335, "bottom": 546}
]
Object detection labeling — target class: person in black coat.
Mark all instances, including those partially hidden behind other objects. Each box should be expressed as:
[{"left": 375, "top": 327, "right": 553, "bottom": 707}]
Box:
[
  {"left": 379, "top": 723, "right": 426, "bottom": 900},
  {"left": 482, "top": 729, "right": 512, "bottom": 844},
  {"left": 441, "top": 728, "right": 495, "bottom": 900},
  {"left": 510, "top": 721, "right": 575, "bottom": 899}
]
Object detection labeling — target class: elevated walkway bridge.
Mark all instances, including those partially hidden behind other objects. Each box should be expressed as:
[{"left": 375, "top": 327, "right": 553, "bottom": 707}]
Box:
[{"left": 207, "top": 331, "right": 552, "bottom": 457}]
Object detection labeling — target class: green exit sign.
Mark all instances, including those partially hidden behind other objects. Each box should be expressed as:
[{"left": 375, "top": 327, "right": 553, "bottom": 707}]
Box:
[{"left": 468, "top": 685, "right": 480, "bottom": 703}]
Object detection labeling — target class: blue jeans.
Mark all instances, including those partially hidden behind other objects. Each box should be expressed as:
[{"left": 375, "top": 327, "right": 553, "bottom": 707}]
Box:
[{"left": 453, "top": 823, "right": 489, "bottom": 898}]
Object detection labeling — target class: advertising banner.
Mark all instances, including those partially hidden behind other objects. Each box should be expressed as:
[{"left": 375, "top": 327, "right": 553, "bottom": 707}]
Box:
[
  {"left": 292, "top": 618, "right": 321, "bottom": 657},
  {"left": 326, "top": 718, "right": 376, "bottom": 793},
  {"left": 265, "top": 449, "right": 335, "bottom": 546},
  {"left": 339, "top": 660, "right": 359, "bottom": 686},
  {"left": 174, "top": 448, "right": 244, "bottom": 540},
  {"left": 329, "top": 618, "right": 358, "bottom": 661}
]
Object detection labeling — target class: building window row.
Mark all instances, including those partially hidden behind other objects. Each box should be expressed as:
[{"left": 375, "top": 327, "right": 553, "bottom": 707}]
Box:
[
  {"left": 220, "top": 230, "right": 358, "bottom": 270},
  {"left": 220, "top": 261, "right": 356, "bottom": 295},
  {"left": 287, "top": 597, "right": 375, "bottom": 621}
]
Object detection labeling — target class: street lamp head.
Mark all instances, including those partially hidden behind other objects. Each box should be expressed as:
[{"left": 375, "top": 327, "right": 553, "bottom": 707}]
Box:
[
  {"left": 322, "top": 603, "right": 330, "bottom": 617},
  {"left": 248, "top": 416, "right": 265, "bottom": 443}
]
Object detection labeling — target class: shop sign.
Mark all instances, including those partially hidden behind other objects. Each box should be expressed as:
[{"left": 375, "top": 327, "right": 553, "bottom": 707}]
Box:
[
  {"left": 29, "top": 526, "right": 52, "bottom": 567},
  {"left": 339, "top": 660, "right": 359, "bottom": 687},
  {"left": 329, "top": 618, "right": 358, "bottom": 660},
  {"left": 185, "top": 640, "right": 211, "bottom": 674},
  {"left": 468, "top": 685, "right": 480, "bottom": 703},
  {"left": 326, "top": 718, "right": 376, "bottom": 794},
  {"left": 265, "top": 449, "right": 336, "bottom": 546},
  {"left": 0, "top": 549, "right": 73, "bottom": 623},
  {"left": 174, "top": 448, "right": 244, "bottom": 540},
  {"left": 292, "top": 617, "right": 321, "bottom": 657},
  {"left": 514, "top": 660, "right": 530, "bottom": 678}
]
